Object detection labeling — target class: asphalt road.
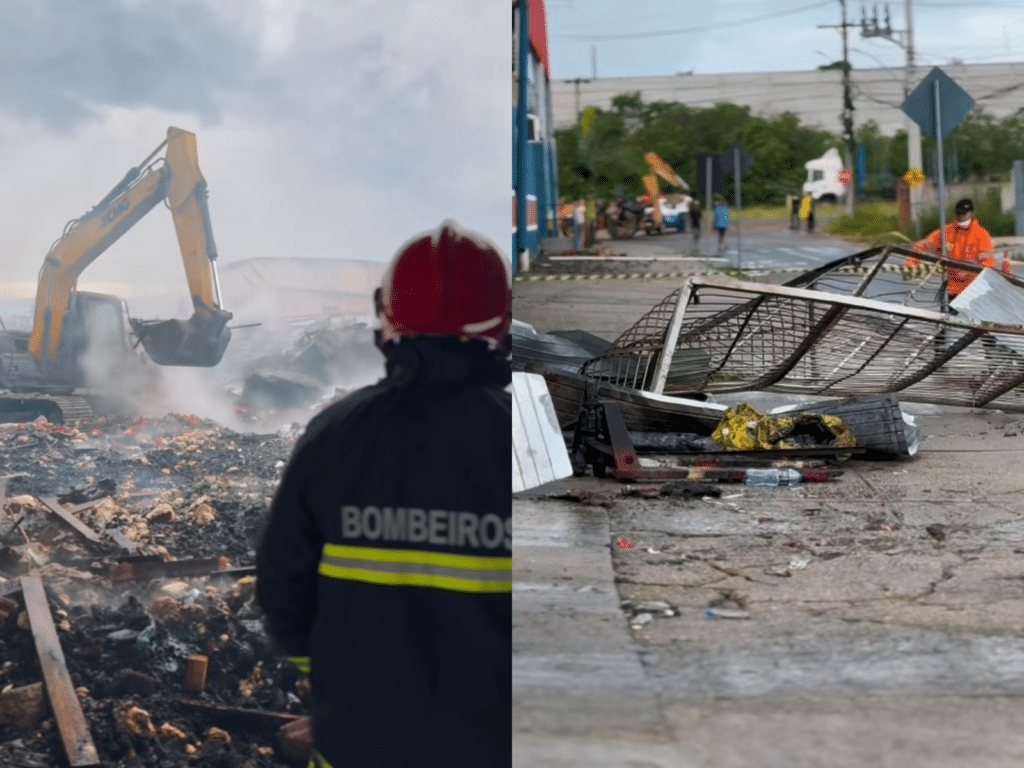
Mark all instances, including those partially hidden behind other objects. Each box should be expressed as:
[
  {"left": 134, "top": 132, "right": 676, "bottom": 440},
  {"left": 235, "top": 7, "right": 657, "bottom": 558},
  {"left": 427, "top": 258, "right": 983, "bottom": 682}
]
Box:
[
  {"left": 535, "top": 211, "right": 865, "bottom": 276},
  {"left": 512, "top": 236, "right": 1024, "bottom": 767}
]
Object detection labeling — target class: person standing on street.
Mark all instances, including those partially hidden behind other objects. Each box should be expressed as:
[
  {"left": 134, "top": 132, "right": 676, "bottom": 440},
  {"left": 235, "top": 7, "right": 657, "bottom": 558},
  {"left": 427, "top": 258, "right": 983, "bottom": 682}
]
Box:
[
  {"left": 689, "top": 198, "right": 702, "bottom": 251},
  {"left": 903, "top": 197, "right": 1009, "bottom": 300},
  {"left": 799, "top": 192, "right": 814, "bottom": 232},
  {"left": 256, "top": 220, "right": 512, "bottom": 768},
  {"left": 789, "top": 189, "right": 801, "bottom": 230},
  {"left": 584, "top": 195, "right": 597, "bottom": 247},
  {"left": 713, "top": 195, "right": 729, "bottom": 254},
  {"left": 572, "top": 199, "right": 585, "bottom": 251}
]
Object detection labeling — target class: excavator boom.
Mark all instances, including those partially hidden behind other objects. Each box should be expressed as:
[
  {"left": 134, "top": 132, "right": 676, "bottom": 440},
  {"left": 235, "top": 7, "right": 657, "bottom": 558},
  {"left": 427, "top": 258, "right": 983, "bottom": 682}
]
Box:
[
  {"left": 28, "top": 127, "right": 231, "bottom": 369},
  {"left": 644, "top": 152, "right": 688, "bottom": 191}
]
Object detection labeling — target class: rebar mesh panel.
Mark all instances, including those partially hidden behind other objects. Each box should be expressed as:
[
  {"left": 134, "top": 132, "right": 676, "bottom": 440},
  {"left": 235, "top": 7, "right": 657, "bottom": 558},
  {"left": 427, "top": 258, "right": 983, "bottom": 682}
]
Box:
[{"left": 585, "top": 270, "right": 1024, "bottom": 412}]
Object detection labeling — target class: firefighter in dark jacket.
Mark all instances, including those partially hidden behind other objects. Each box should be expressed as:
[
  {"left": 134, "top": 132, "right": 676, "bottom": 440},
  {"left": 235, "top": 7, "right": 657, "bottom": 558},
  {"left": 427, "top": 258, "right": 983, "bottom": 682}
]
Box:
[{"left": 256, "top": 220, "right": 512, "bottom": 768}]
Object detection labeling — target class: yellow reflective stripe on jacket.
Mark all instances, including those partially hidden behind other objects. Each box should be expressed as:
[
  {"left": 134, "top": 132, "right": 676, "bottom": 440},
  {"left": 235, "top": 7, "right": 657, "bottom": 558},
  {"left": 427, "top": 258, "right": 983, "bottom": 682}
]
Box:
[{"left": 319, "top": 543, "right": 511, "bottom": 593}]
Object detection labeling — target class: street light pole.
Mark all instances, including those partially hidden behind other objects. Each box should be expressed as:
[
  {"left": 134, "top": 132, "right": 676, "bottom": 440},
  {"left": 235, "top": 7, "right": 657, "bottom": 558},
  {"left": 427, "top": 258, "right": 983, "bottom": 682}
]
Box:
[
  {"left": 861, "top": 0, "right": 922, "bottom": 234},
  {"left": 819, "top": 1, "right": 858, "bottom": 216},
  {"left": 905, "top": 0, "right": 922, "bottom": 235}
]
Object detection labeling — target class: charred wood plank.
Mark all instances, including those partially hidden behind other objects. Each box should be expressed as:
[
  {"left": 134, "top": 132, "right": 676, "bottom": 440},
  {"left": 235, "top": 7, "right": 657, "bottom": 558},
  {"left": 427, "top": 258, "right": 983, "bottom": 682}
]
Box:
[
  {"left": 20, "top": 575, "right": 100, "bottom": 767},
  {"left": 210, "top": 565, "right": 257, "bottom": 578},
  {"left": 36, "top": 497, "right": 103, "bottom": 545},
  {"left": 64, "top": 498, "right": 110, "bottom": 516},
  {"left": 179, "top": 699, "right": 301, "bottom": 730},
  {"left": 111, "top": 556, "right": 230, "bottom": 581}
]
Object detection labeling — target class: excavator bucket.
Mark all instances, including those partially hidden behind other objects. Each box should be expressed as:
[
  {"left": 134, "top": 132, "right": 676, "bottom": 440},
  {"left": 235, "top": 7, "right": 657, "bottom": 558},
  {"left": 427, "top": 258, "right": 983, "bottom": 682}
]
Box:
[{"left": 135, "top": 308, "right": 232, "bottom": 367}]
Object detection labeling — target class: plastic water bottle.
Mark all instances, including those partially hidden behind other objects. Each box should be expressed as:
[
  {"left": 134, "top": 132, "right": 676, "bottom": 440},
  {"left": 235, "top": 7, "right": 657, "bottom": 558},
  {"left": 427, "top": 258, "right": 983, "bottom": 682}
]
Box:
[{"left": 744, "top": 468, "right": 802, "bottom": 487}]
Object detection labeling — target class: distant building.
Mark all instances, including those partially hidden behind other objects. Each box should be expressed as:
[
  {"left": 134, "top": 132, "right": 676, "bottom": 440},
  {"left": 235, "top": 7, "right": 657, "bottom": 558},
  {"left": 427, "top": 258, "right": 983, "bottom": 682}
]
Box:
[
  {"left": 551, "top": 62, "right": 1024, "bottom": 135},
  {"left": 513, "top": 0, "right": 558, "bottom": 273}
]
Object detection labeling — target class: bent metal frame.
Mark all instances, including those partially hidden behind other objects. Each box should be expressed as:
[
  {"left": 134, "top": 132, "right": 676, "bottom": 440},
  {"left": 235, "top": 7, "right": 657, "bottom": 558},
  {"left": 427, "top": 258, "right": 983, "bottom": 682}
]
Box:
[{"left": 581, "top": 245, "right": 1024, "bottom": 412}]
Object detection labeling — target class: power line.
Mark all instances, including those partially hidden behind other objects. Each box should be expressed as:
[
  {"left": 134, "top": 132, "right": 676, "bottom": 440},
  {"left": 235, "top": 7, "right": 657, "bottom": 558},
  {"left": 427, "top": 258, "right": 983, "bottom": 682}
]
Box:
[
  {"left": 914, "top": 0, "right": 1024, "bottom": 6},
  {"left": 551, "top": 1, "right": 833, "bottom": 42}
]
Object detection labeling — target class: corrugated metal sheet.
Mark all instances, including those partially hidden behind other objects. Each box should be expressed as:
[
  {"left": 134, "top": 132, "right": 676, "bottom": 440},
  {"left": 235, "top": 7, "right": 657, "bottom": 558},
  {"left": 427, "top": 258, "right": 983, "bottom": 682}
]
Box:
[
  {"left": 512, "top": 372, "right": 572, "bottom": 493},
  {"left": 512, "top": 320, "right": 603, "bottom": 375}
]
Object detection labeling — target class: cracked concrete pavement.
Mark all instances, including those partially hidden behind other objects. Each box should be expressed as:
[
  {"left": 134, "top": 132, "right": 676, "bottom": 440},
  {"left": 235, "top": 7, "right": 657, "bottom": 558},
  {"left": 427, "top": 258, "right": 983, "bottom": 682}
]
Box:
[{"left": 513, "top": 262, "right": 1024, "bottom": 767}]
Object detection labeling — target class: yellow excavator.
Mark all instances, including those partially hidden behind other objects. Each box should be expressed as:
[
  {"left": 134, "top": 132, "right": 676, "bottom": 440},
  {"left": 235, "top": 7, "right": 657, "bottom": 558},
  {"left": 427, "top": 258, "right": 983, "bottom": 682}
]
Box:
[
  {"left": 641, "top": 151, "right": 689, "bottom": 234},
  {"left": 0, "top": 126, "right": 233, "bottom": 423}
]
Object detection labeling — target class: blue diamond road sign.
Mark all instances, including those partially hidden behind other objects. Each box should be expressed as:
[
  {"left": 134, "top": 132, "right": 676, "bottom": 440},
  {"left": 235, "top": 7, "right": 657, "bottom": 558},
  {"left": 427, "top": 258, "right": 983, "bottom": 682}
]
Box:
[{"left": 901, "top": 66, "right": 975, "bottom": 140}]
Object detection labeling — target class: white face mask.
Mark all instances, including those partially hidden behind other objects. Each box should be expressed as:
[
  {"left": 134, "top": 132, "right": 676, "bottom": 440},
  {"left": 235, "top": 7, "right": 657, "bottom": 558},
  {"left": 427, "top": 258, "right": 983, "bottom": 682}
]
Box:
[{"left": 957, "top": 217, "right": 971, "bottom": 228}]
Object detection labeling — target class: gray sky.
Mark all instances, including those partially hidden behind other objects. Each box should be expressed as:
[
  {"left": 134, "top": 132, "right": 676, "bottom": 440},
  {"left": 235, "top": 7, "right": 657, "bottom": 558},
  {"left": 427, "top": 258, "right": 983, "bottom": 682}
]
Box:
[
  {"left": 0, "top": 0, "right": 509, "bottom": 306},
  {"left": 547, "top": 0, "right": 1024, "bottom": 78}
]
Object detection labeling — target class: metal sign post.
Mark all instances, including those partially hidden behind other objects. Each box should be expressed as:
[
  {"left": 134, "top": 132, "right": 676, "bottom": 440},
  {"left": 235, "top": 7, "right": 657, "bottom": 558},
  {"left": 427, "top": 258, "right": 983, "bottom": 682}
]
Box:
[
  {"left": 705, "top": 156, "right": 713, "bottom": 216},
  {"left": 934, "top": 79, "right": 947, "bottom": 263},
  {"left": 901, "top": 66, "right": 974, "bottom": 315},
  {"left": 733, "top": 146, "right": 742, "bottom": 269},
  {"left": 933, "top": 79, "right": 949, "bottom": 314}
]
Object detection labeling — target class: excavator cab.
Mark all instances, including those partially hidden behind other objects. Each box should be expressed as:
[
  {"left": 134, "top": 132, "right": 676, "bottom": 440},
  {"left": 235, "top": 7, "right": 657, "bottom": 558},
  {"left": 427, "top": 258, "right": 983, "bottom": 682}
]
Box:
[{"left": 28, "top": 291, "right": 141, "bottom": 389}]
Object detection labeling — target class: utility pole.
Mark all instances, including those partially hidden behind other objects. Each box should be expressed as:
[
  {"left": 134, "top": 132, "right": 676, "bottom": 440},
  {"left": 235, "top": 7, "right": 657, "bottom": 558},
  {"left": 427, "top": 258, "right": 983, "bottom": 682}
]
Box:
[
  {"left": 861, "top": 1, "right": 922, "bottom": 234},
  {"left": 571, "top": 78, "right": 590, "bottom": 124},
  {"left": 819, "top": 0, "right": 858, "bottom": 215}
]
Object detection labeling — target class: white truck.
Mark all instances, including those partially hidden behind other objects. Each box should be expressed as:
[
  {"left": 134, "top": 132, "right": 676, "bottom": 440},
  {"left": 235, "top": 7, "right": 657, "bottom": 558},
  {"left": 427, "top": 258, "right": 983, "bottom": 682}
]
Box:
[{"left": 802, "top": 148, "right": 848, "bottom": 202}]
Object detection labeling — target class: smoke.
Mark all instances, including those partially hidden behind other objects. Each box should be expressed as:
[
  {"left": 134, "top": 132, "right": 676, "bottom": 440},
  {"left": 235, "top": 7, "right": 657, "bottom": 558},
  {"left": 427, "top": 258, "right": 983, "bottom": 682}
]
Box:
[{"left": 0, "top": 0, "right": 510, "bottom": 286}]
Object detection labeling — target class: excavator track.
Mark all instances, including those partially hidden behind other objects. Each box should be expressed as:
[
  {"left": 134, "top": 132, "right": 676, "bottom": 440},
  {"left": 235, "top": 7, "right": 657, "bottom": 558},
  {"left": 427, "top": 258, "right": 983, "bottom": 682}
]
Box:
[{"left": 0, "top": 393, "right": 93, "bottom": 426}]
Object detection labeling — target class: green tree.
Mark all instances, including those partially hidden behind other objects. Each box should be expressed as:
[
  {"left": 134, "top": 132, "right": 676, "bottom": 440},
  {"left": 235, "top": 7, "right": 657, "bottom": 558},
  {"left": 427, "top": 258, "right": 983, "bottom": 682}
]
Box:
[{"left": 553, "top": 106, "right": 644, "bottom": 200}]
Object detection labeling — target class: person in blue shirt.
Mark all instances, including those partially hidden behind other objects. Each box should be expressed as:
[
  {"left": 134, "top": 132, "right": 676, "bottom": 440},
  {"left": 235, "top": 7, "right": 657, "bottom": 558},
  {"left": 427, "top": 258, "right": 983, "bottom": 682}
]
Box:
[{"left": 713, "top": 195, "right": 730, "bottom": 254}]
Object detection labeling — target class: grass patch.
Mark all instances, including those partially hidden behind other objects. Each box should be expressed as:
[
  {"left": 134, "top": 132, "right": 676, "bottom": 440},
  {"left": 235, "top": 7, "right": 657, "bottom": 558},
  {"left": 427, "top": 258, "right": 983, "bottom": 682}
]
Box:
[
  {"left": 826, "top": 189, "right": 1018, "bottom": 243},
  {"left": 825, "top": 200, "right": 902, "bottom": 243},
  {"left": 734, "top": 205, "right": 793, "bottom": 222}
]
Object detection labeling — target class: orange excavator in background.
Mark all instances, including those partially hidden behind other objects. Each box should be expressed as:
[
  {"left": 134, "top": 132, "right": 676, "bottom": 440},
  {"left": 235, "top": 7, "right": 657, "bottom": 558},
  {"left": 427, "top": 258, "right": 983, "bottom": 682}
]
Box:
[
  {"left": 641, "top": 151, "right": 690, "bottom": 234},
  {"left": 0, "top": 126, "right": 233, "bottom": 423}
]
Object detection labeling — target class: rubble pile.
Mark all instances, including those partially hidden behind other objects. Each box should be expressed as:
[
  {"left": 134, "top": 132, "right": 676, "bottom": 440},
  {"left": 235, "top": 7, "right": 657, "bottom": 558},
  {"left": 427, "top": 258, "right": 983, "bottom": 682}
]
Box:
[
  {"left": 0, "top": 414, "right": 313, "bottom": 768},
  {"left": 233, "top": 320, "right": 381, "bottom": 417}
]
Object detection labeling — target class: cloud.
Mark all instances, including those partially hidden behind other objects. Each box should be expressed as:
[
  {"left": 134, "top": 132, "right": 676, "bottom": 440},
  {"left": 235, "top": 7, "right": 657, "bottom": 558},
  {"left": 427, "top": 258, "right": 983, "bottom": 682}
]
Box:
[
  {"left": 0, "top": 0, "right": 263, "bottom": 132},
  {"left": 0, "top": 0, "right": 510, "bottom": 316}
]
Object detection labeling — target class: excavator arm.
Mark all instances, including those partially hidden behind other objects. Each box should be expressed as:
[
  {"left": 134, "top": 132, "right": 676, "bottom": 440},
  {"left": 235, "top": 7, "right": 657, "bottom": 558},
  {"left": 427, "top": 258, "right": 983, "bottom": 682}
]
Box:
[
  {"left": 642, "top": 152, "right": 690, "bottom": 229},
  {"left": 28, "top": 126, "right": 232, "bottom": 369},
  {"left": 644, "top": 152, "right": 688, "bottom": 191}
]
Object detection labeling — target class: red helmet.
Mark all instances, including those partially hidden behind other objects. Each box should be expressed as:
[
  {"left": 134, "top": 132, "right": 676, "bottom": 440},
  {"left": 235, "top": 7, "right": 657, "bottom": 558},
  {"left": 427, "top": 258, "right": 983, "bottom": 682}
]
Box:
[{"left": 378, "top": 220, "right": 512, "bottom": 349}]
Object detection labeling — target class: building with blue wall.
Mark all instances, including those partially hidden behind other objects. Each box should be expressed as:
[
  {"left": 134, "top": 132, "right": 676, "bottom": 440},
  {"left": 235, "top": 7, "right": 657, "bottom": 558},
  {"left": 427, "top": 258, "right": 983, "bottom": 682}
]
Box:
[{"left": 513, "top": 0, "right": 558, "bottom": 274}]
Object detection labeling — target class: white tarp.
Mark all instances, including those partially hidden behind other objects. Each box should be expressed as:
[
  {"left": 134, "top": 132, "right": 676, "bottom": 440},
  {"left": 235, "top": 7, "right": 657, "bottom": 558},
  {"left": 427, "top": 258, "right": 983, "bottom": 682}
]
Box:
[{"left": 512, "top": 372, "right": 573, "bottom": 493}]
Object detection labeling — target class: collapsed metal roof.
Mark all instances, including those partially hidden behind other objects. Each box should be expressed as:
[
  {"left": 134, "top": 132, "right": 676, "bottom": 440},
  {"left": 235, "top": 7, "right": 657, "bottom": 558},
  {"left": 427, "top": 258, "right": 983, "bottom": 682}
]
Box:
[{"left": 581, "top": 245, "right": 1024, "bottom": 412}]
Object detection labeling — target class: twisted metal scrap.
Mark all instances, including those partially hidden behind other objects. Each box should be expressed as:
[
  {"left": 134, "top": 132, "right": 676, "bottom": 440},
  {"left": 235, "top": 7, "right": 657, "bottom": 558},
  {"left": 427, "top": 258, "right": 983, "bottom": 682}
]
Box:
[{"left": 582, "top": 245, "right": 1024, "bottom": 412}]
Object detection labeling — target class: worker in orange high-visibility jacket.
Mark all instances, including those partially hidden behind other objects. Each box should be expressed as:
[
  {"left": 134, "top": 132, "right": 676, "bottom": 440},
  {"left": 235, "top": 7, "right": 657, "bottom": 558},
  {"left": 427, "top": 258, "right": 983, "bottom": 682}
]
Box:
[{"left": 904, "top": 197, "right": 1010, "bottom": 298}]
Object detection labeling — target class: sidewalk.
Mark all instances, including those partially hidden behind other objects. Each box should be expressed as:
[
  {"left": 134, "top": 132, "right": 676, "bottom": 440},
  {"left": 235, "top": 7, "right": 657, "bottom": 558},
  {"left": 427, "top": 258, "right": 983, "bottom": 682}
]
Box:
[{"left": 513, "top": 487, "right": 692, "bottom": 768}]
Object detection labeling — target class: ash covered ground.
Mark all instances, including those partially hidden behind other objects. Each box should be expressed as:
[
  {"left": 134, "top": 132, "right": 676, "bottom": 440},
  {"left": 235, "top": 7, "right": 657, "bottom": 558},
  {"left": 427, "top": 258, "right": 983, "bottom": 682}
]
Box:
[
  {"left": 0, "top": 413, "right": 310, "bottom": 767},
  {"left": 0, "top": 318, "right": 389, "bottom": 767}
]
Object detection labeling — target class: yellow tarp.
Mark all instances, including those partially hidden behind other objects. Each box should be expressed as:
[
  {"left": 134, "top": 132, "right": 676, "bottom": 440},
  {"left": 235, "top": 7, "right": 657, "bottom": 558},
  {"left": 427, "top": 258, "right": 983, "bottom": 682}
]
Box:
[{"left": 712, "top": 403, "right": 857, "bottom": 451}]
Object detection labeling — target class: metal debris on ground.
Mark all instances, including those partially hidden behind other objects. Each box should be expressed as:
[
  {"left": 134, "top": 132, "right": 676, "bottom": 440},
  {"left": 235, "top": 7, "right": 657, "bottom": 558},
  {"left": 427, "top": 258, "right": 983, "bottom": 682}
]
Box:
[
  {"left": 705, "top": 607, "right": 752, "bottom": 620},
  {"left": 580, "top": 245, "right": 1024, "bottom": 412}
]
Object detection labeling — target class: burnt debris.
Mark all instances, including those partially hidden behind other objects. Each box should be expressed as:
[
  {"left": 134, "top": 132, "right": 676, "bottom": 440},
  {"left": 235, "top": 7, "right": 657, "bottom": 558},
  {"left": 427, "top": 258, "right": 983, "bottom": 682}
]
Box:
[{"left": 0, "top": 412, "right": 312, "bottom": 768}]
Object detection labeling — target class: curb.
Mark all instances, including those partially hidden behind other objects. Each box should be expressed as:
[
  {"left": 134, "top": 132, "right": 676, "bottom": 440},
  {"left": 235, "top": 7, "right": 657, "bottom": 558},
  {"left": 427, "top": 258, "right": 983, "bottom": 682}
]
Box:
[
  {"left": 515, "top": 272, "right": 698, "bottom": 282},
  {"left": 513, "top": 262, "right": 1017, "bottom": 283},
  {"left": 514, "top": 269, "right": 781, "bottom": 282}
]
